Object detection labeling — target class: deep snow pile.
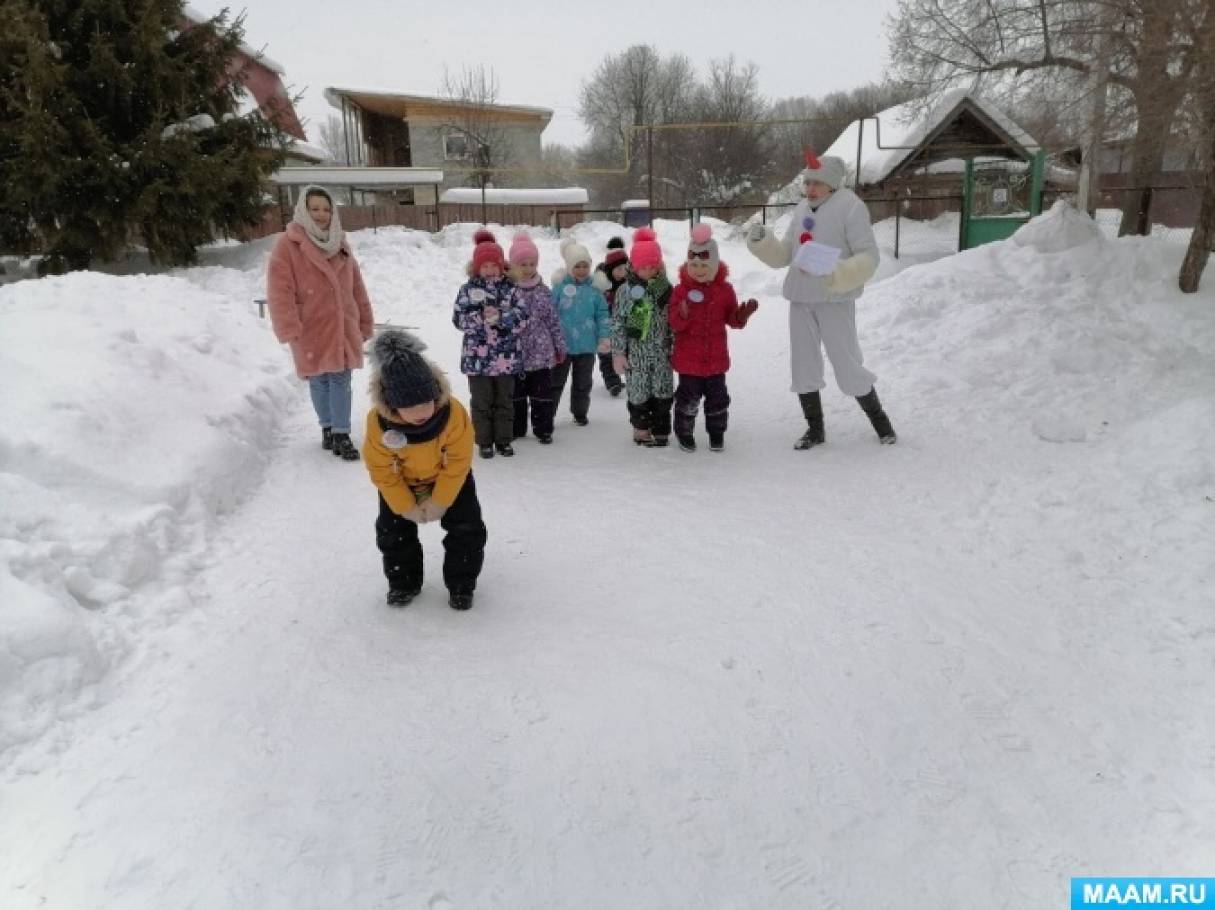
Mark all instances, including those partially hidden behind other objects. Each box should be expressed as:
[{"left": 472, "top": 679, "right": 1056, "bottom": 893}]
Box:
[
  {"left": 1, "top": 205, "right": 1213, "bottom": 908},
  {"left": 0, "top": 271, "right": 296, "bottom": 755}
]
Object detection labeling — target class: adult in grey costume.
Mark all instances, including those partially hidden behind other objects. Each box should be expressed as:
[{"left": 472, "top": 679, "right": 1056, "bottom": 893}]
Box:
[{"left": 746, "top": 153, "right": 897, "bottom": 449}]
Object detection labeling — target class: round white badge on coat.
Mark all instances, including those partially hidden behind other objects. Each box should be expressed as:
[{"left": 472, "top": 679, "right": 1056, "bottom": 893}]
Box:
[
  {"left": 563, "top": 285, "right": 577, "bottom": 297},
  {"left": 469, "top": 289, "right": 487, "bottom": 303},
  {"left": 688, "top": 290, "right": 705, "bottom": 303},
  {"left": 630, "top": 285, "right": 644, "bottom": 300},
  {"left": 382, "top": 429, "right": 407, "bottom": 450}
]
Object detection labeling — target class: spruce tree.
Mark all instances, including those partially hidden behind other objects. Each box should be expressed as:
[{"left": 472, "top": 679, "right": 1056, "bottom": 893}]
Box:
[{"left": 0, "top": 0, "right": 288, "bottom": 273}]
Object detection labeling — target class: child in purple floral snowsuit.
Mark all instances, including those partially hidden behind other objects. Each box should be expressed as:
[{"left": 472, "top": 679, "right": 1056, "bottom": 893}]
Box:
[
  {"left": 507, "top": 232, "right": 567, "bottom": 444},
  {"left": 453, "top": 229, "right": 528, "bottom": 458}
]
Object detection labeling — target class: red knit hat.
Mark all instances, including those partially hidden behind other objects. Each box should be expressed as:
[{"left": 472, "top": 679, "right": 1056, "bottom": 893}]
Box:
[
  {"left": 471, "top": 228, "right": 505, "bottom": 273},
  {"left": 629, "top": 227, "right": 662, "bottom": 269}
]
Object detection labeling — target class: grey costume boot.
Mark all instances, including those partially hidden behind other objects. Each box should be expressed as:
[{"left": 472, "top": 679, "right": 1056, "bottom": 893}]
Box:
[
  {"left": 857, "top": 388, "right": 897, "bottom": 444},
  {"left": 794, "top": 391, "right": 825, "bottom": 450}
]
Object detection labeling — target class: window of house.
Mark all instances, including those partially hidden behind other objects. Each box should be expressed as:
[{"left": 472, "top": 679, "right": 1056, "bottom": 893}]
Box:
[{"left": 444, "top": 132, "right": 470, "bottom": 160}]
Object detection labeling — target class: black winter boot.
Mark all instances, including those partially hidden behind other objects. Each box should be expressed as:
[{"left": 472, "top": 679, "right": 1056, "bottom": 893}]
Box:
[
  {"left": 449, "top": 591, "right": 475, "bottom": 611},
  {"left": 857, "top": 388, "right": 897, "bottom": 444},
  {"left": 331, "top": 433, "right": 360, "bottom": 460},
  {"left": 387, "top": 586, "right": 420, "bottom": 608},
  {"left": 795, "top": 391, "right": 825, "bottom": 450},
  {"left": 321, "top": 427, "right": 334, "bottom": 450}
]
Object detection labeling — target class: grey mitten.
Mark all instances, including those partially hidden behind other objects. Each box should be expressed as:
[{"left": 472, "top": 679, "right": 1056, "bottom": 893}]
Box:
[{"left": 747, "top": 223, "right": 766, "bottom": 242}]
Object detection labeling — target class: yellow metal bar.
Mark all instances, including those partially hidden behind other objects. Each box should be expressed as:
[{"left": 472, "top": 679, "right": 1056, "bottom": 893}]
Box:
[{"left": 441, "top": 116, "right": 846, "bottom": 177}]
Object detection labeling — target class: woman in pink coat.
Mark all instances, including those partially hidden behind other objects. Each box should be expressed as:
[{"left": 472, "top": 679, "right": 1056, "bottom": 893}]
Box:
[{"left": 267, "top": 186, "right": 375, "bottom": 460}]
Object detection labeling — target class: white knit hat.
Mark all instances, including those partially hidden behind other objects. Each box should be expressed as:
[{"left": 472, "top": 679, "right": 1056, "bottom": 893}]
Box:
[
  {"left": 559, "top": 236, "right": 592, "bottom": 269},
  {"left": 801, "top": 153, "right": 848, "bottom": 190}
]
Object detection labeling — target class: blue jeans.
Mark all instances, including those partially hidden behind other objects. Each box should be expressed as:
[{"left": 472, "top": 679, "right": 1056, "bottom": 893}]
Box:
[{"left": 308, "top": 370, "right": 353, "bottom": 433}]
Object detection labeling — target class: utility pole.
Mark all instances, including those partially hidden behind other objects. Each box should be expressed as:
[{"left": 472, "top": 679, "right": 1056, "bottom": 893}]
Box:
[
  {"left": 479, "top": 142, "right": 489, "bottom": 226},
  {"left": 647, "top": 126, "right": 654, "bottom": 208}
]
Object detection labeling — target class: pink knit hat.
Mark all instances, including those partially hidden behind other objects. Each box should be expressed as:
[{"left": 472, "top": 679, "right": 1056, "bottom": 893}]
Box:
[
  {"left": 629, "top": 227, "right": 662, "bottom": 269},
  {"left": 471, "top": 228, "right": 505, "bottom": 272},
  {"left": 509, "top": 230, "right": 539, "bottom": 264}
]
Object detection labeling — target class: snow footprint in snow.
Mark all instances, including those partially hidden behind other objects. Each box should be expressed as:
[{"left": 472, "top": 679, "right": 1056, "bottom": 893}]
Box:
[
  {"left": 428, "top": 892, "right": 454, "bottom": 910},
  {"left": 510, "top": 690, "right": 549, "bottom": 726}
]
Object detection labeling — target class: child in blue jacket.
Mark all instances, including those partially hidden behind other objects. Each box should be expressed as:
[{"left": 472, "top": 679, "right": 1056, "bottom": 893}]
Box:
[{"left": 549, "top": 236, "right": 611, "bottom": 427}]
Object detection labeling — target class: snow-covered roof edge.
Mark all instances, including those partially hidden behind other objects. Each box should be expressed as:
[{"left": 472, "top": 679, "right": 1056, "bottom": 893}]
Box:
[
  {"left": 286, "top": 139, "right": 328, "bottom": 163},
  {"left": 439, "top": 187, "right": 588, "bottom": 205},
  {"left": 182, "top": 4, "right": 286, "bottom": 75},
  {"left": 271, "top": 166, "right": 445, "bottom": 187},
  {"left": 323, "top": 87, "right": 553, "bottom": 120}
]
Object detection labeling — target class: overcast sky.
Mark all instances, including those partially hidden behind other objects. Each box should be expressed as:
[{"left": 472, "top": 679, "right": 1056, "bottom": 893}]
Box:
[{"left": 189, "top": 0, "right": 900, "bottom": 148}]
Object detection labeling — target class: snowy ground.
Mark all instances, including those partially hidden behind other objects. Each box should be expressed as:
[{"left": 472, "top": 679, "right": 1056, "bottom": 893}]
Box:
[{"left": 1, "top": 207, "right": 1213, "bottom": 908}]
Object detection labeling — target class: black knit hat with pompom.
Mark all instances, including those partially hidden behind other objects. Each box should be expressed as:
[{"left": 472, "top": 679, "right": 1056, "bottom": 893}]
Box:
[
  {"left": 374, "top": 329, "right": 440, "bottom": 408},
  {"left": 604, "top": 235, "right": 628, "bottom": 269}
]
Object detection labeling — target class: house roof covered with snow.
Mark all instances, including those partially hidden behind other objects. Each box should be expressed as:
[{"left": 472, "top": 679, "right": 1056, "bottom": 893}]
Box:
[{"left": 824, "top": 89, "right": 1042, "bottom": 186}]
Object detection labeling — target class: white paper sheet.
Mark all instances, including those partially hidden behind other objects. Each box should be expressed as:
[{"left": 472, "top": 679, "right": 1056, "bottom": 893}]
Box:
[{"left": 793, "top": 241, "right": 841, "bottom": 277}]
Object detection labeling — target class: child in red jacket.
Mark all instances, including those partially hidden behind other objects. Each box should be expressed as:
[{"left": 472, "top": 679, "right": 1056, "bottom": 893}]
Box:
[{"left": 668, "top": 224, "right": 758, "bottom": 452}]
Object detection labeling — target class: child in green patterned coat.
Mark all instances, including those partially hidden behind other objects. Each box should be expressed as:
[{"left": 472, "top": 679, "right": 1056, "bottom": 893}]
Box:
[{"left": 611, "top": 228, "right": 675, "bottom": 447}]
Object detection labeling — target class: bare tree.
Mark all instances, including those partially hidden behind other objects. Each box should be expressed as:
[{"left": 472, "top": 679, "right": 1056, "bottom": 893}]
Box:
[
  {"left": 888, "top": 0, "right": 1206, "bottom": 235},
  {"left": 438, "top": 65, "right": 512, "bottom": 189},
  {"left": 1179, "top": 6, "right": 1215, "bottom": 292},
  {"left": 538, "top": 143, "right": 579, "bottom": 188},
  {"left": 578, "top": 45, "right": 697, "bottom": 205},
  {"left": 317, "top": 115, "right": 351, "bottom": 165},
  {"left": 679, "top": 56, "right": 774, "bottom": 202},
  {"left": 770, "top": 82, "right": 918, "bottom": 160}
]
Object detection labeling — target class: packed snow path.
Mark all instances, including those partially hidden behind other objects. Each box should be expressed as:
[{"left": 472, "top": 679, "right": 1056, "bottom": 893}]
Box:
[{"left": 2, "top": 212, "right": 1213, "bottom": 908}]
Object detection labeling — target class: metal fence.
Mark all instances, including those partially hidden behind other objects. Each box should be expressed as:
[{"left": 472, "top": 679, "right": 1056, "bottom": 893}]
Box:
[{"left": 245, "top": 200, "right": 590, "bottom": 239}]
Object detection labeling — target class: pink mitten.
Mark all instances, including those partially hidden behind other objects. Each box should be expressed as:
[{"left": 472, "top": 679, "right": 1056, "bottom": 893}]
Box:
[
  {"left": 612, "top": 353, "right": 629, "bottom": 373},
  {"left": 596, "top": 338, "right": 611, "bottom": 354}
]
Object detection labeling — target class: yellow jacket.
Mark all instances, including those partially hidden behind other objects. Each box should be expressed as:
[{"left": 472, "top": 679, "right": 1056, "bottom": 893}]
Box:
[{"left": 362, "top": 362, "right": 474, "bottom": 515}]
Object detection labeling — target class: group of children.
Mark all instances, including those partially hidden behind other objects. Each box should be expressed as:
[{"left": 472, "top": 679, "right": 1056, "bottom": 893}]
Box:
[
  {"left": 451, "top": 223, "right": 758, "bottom": 457},
  {"left": 356, "top": 223, "right": 757, "bottom": 612}
]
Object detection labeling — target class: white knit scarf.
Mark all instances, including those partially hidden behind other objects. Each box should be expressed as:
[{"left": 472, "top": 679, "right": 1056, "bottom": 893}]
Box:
[{"left": 292, "top": 186, "right": 344, "bottom": 258}]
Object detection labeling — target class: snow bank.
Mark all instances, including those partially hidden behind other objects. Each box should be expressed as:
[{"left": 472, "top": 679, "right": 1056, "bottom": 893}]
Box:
[
  {"left": 1013, "top": 200, "right": 1103, "bottom": 253},
  {"left": 0, "top": 271, "right": 297, "bottom": 758},
  {"left": 866, "top": 207, "right": 1214, "bottom": 574}
]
